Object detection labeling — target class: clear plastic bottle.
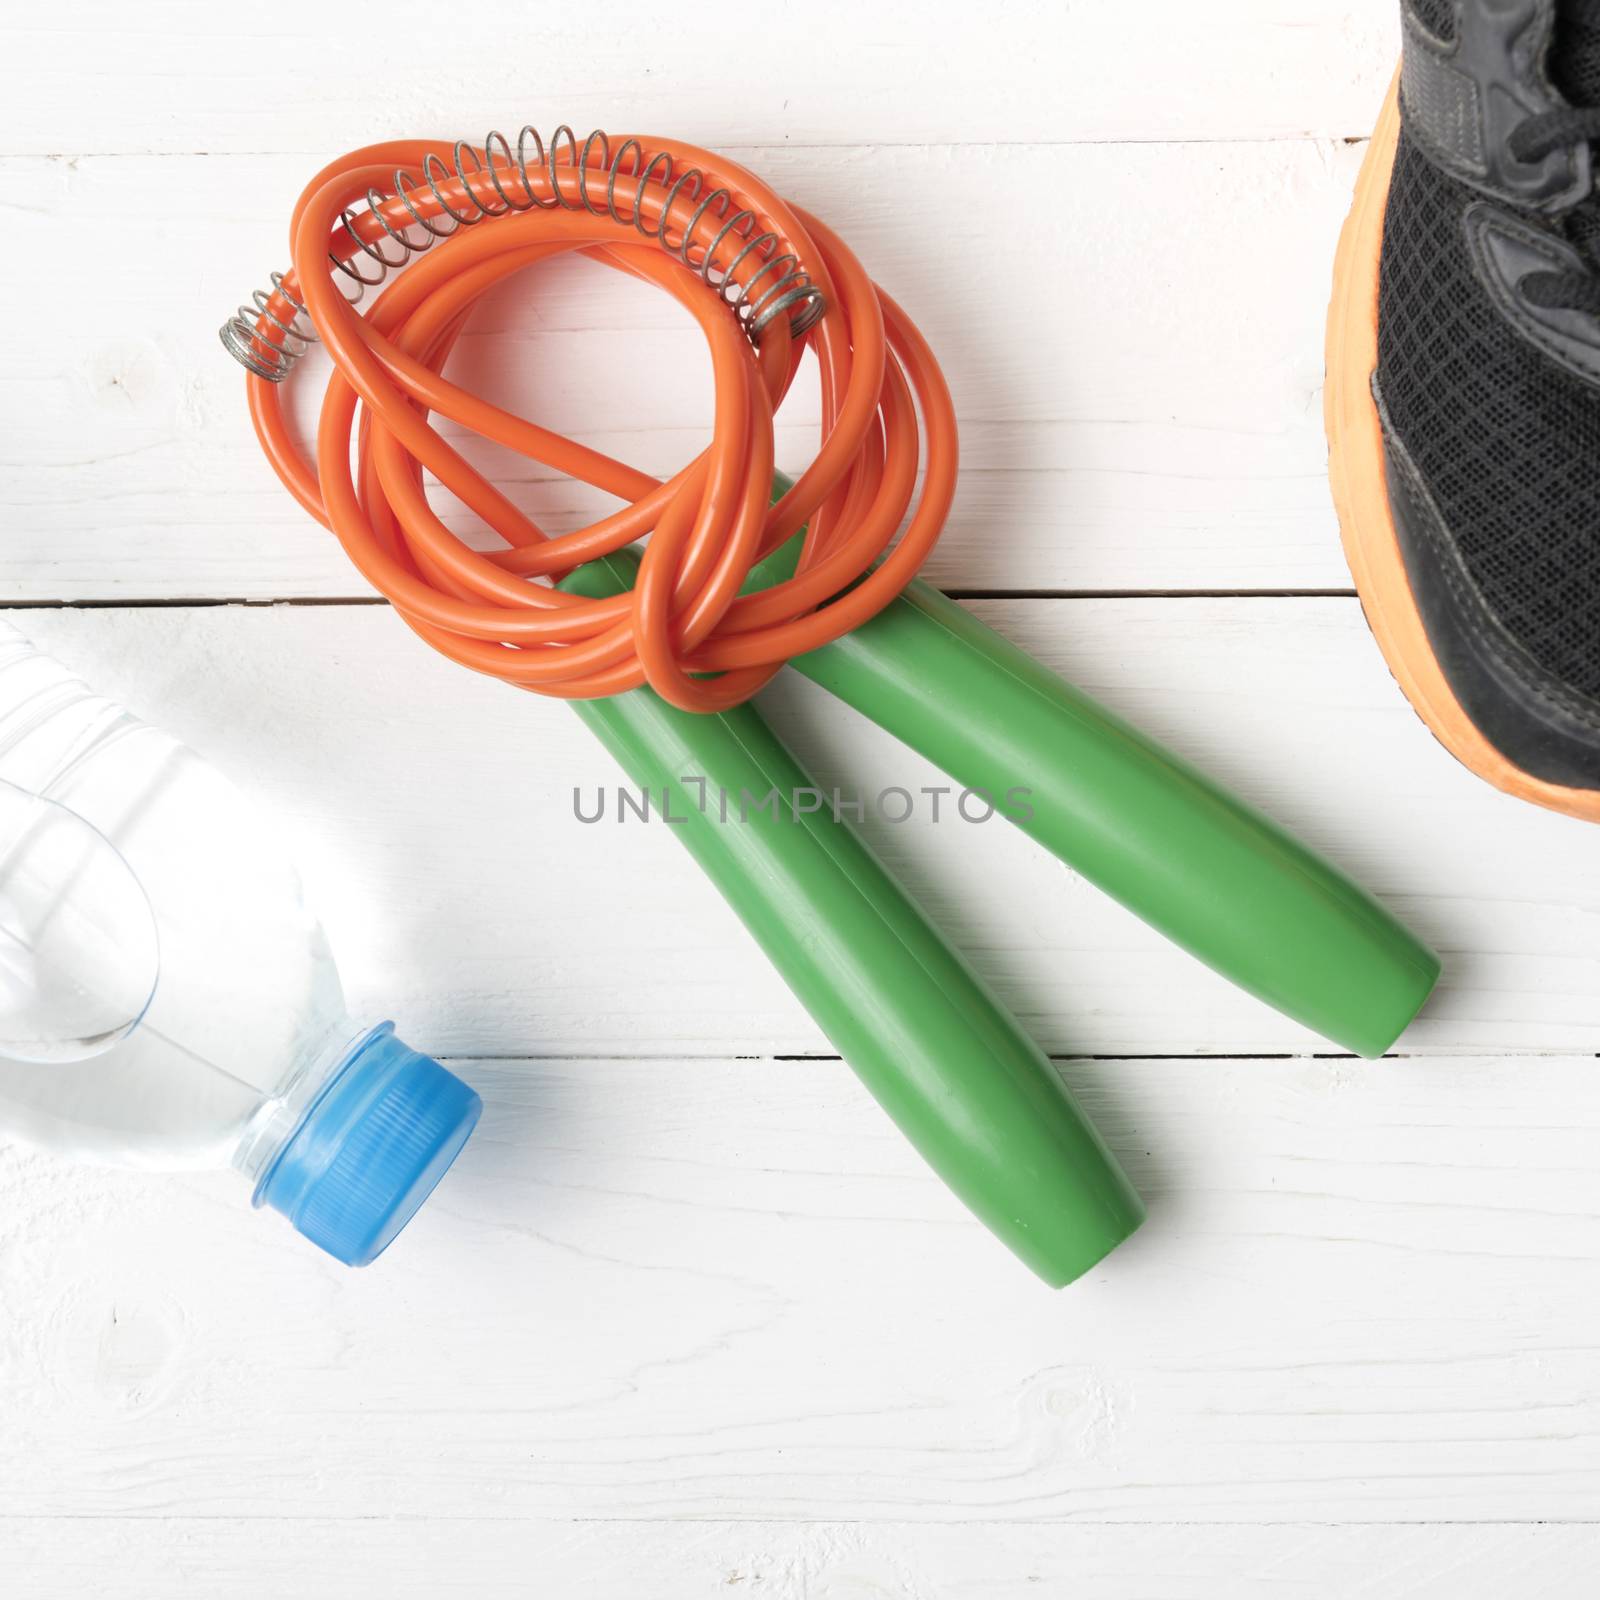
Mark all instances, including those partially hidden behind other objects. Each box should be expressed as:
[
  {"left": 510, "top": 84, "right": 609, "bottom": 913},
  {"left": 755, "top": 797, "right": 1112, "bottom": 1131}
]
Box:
[{"left": 0, "top": 621, "right": 480, "bottom": 1266}]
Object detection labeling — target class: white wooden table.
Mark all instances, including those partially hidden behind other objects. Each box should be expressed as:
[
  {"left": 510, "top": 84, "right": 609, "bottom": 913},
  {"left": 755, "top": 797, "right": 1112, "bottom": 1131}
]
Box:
[{"left": 4, "top": 3, "right": 1599, "bottom": 1594}]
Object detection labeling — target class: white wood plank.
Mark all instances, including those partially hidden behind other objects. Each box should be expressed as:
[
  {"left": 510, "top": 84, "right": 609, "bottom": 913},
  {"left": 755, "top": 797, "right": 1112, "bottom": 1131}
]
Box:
[
  {"left": 4, "top": 1053, "right": 1600, "bottom": 1525},
  {"left": 1, "top": 138, "right": 1368, "bottom": 599},
  {"left": 0, "top": 1, "right": 1401, "bottom": 155},
  {"left": 1, "top": 1518, "right": 1594, "bottom": 1599},
  {"left": 6, "top": 598, "right": 1595, "bottom": 1058}
]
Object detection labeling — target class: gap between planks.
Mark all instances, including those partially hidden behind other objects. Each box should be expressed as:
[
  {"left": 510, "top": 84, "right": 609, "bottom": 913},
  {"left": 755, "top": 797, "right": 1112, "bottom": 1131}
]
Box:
[
  {"left": 1, "top": 136, "right": 1378, "bottom": 161},
  {"left": 0, "top": 591, "right": 1363, "bottom": 610},
  {"left": 0, "top": 1514, "right": 1592, "bottom": 1527}
]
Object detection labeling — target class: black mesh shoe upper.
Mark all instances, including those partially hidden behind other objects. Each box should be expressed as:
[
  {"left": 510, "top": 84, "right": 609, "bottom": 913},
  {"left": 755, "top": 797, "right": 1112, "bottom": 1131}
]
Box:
[{"left": 1377, "top": 1, "right": 1600, "bottom": 706}]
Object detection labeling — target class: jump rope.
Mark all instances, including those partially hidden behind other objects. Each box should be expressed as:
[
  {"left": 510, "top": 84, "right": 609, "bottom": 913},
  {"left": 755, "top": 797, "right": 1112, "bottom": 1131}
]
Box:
[{"left": 223, "top": 127, "right": 1440, "bottom": 1285}]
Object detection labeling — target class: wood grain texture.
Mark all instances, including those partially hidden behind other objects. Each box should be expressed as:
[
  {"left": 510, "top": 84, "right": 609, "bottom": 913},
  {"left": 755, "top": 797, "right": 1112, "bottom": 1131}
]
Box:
[
  {"left": 0, "top": 1, "right": 1399, "bottom": 155},
  {"left": 6, "top": 599, "right": 1596, "bottom": 1059},
  {"left": 4, "top": 1053, "right": 1600, "bottom": 1529},
  {"left": 7, "top": 3, "right": 1598, "bottom": 1586},
  {"left": 0, "top": 138, "right": 1368, "bottom": 600},
  {"left": 2, "top": 1520, "right": 1597, "bottom": 1599}
]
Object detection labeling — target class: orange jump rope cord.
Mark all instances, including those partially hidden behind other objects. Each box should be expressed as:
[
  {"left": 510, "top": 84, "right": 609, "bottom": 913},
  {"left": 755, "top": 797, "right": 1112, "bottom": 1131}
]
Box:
[{"left": 242, "top": 135, "right": 958, "bottom": 712}]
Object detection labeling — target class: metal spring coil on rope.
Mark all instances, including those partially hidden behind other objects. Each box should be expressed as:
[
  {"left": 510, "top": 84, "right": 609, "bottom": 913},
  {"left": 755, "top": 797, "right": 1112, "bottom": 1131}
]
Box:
[{"left": 220, "top": 125, "right": 825, "bottom": 379}]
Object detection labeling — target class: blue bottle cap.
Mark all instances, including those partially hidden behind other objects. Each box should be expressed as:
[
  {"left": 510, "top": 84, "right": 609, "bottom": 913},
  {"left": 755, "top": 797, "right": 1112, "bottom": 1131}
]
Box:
[{"left": 254, "top": 1023, "right": 481, "bottom": 1267}]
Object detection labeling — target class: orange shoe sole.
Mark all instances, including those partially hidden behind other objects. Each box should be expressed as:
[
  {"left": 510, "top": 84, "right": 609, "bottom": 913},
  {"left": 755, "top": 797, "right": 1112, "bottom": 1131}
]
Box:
[{"left": 1324, "top": 74, "right": 1600, "bottom": 824}]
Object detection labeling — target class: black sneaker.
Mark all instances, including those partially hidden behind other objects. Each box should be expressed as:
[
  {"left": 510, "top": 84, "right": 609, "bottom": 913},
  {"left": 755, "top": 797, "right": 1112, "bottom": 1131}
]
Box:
[{"left": 1327, "top": 0, "right": 1600, "bottom": 822}]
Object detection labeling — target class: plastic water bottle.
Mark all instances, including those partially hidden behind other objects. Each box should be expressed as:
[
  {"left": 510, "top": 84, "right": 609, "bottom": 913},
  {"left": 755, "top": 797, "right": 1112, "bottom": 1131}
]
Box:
[{"left": 0, "top": 621, "right": 481, "bottom": 1265}]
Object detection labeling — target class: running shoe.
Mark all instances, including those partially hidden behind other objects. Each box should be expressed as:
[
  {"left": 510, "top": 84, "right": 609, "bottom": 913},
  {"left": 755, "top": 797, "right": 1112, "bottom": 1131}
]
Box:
[{"left": 1327, "top": 0, "right": 1600, "bottom": 821}]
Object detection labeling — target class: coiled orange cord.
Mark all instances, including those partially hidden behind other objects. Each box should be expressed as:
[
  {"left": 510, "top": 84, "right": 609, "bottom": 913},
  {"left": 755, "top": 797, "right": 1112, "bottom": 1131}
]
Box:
[{"left": 239, "top": 131, "right": 958, "bottom": 711}]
